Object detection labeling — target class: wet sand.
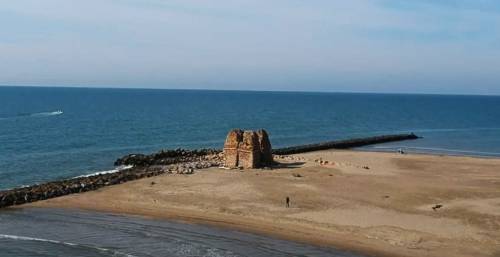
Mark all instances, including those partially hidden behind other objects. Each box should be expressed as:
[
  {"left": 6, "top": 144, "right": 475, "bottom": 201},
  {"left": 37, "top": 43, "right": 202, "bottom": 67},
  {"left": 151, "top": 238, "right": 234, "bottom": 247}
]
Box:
[{"left": 29, "top": 150, "right": 500, "bottom": 257}]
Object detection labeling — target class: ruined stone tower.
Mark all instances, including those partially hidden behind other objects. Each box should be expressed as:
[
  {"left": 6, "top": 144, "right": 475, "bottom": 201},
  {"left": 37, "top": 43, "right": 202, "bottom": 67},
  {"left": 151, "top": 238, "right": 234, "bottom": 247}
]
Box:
[
  {"left": 257, "top": 129, "right": 273, "bottom": 166},
  {"left": 223, "top": 129, "right": 273, "bottom": 169},
  {"left": 223, "top": 129, "right": 243, "bottom": 168}
]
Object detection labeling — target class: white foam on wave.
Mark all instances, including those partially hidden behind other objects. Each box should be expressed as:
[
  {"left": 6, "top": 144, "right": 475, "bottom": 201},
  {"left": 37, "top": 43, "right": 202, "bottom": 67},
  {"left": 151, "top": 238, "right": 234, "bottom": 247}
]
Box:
[
  {"left": 0, "top": 234, "right": 136, "bottom": 257},
  {"left": 2, "top": 166, "right": 133, "bottom": 190},
  {"left": 75, "top": 165, "right": 133, "bottom": 178},
  {"left": 0, "top": 234, "right": 78, "bottom": 246}
]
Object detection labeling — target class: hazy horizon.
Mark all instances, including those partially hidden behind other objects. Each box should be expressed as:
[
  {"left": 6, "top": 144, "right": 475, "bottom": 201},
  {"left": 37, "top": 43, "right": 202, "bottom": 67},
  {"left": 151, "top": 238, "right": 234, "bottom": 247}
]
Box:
[
  {"left": 4, "top": 84, "right": 500, "bottom": 97},
  {"left": 1, "top": 1, "right": 500, "bottom": 95}
]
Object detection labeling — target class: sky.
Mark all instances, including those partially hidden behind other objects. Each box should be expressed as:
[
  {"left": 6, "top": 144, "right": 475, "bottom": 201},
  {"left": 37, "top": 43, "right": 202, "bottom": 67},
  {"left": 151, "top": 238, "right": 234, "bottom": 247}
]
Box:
[{"left": 1, "top": 0, "right": 500, "bottom": 95}]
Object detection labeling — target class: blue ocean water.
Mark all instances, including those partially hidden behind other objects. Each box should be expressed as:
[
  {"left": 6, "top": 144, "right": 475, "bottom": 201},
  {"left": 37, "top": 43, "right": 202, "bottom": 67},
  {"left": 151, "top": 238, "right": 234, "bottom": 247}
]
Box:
[{"left": 1, "top": 86, "right": 500, "bottom": 190}]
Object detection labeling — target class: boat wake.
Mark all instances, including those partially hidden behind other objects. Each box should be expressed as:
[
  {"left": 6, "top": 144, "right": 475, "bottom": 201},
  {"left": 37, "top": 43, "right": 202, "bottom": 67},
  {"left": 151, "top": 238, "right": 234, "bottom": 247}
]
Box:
[
  {"left": 0, "top": 234, "right": 136, "bottom": 257},
  {"left": 0, "top": 110, "right": 63, "bottom": 120},
  {"left": 29, "top": 110, "right": 63, "bottom": 117}
]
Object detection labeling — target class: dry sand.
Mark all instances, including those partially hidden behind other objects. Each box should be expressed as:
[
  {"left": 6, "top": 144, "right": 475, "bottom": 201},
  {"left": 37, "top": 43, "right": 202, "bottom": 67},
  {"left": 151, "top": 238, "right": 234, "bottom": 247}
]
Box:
[{"left": 29, "top": 150, "right": 500, "bottom": 257}]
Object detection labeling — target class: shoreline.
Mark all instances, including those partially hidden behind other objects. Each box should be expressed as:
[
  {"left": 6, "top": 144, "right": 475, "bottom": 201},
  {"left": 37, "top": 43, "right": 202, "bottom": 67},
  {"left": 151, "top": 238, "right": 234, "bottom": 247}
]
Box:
[
  {"left": 3, "top": 148, "right": 500, "bottom": 192},
  {"left": 357, "top": 147, "right": 500, "bottom": 159},
  {"left": 359, "top": 146, "right": 500, "bottom": 159},
  {"left": 21, "top": 205, "right": 390, "bottom": 257},
  {"left": 0, "top": 134, "right": 418, "bottom": 208},
  {"left": 24, "top": 149, "right": 500, "bottom": 257}
]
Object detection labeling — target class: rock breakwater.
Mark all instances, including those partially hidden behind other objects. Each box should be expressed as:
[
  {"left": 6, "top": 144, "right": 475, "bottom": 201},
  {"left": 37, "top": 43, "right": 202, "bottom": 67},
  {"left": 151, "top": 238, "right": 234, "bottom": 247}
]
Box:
[
  {"left": 115, "top": 148, "right": 221, "bottom": 166},
  {"left": 0, "top": 134, "right": 419, "bottom": 209},
  {"left": 272, "top": 133, "right": 419, "bottom": 155},
  {"left": 0, "top": 149, "right": 222, "bottom": 209}
]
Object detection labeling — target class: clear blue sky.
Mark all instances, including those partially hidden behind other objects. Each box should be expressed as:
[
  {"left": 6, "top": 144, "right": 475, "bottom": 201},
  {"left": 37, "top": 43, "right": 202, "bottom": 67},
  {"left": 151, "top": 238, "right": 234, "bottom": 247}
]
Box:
[{"left": 1, "top": 0, "right": 499, "bottom": 95}]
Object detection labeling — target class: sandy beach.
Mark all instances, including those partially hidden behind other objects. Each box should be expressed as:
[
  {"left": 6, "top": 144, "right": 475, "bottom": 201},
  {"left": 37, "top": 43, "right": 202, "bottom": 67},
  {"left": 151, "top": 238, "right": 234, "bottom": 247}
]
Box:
[{"left": 28, "top": 150, "right": 500, "bottom": 257}]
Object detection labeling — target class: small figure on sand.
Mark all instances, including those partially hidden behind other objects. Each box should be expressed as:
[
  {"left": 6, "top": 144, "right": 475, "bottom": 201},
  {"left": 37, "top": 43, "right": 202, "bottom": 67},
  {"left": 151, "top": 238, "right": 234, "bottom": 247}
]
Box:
[
  {"left": 286, "top": 196, "right": 290, "bottom": 208},
  {"left": 432, "top": 204, "right": 443, "bottom": 211}
]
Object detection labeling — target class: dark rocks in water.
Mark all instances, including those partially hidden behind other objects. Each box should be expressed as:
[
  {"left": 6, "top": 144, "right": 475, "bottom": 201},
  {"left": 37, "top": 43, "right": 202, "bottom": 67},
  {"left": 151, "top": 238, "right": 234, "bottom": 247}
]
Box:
[
  {"left": 114, "top": 148, "right": 221, "bottom": 166},
  {"left": 272, "top": 133, "right": 420, "bottom": 155},
  {"left": 1, "top": 149, "right": 223, "bottom": 209},
  {"left": 0, "top": 166, "right": 175, "bottom": 209}
]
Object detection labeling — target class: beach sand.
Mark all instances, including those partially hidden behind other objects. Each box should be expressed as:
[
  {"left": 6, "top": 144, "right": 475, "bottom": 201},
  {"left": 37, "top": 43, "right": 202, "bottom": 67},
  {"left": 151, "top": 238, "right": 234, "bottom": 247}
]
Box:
[{"left": 29, "top": 150, "right": 500, "bottom": 257}]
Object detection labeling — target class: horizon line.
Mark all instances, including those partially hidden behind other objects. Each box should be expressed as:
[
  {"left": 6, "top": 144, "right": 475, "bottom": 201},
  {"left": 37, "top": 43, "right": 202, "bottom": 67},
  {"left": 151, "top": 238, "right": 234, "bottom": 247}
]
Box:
[{"left": 0, "top": 84, "right": 499, "bottom": 97}]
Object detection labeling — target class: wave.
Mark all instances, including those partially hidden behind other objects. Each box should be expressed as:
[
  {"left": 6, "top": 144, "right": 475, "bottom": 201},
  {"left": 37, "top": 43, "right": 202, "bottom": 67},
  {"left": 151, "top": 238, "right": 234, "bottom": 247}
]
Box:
[
  {"left": 371, "top": 145, "right": 500, "bottom": 157},
  {"left": 0, "top": 110, "right": 63, "bottom": 120},
  {"left": 74, "top": 165, "right": 133, "bottom": 178},
  {"left": 1, "top": 166, "right": 134, "bottom": 190},
  {"left": 29, "top": 110, "right": 63, "bottom": 117},
  {"left": 0, "top": 234, "right": 136, "bottom": 257}
]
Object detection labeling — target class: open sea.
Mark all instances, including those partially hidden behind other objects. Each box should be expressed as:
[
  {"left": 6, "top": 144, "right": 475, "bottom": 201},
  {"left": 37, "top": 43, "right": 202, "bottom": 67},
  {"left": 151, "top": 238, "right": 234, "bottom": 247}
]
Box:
[
  {"left": 1, "top": 86, "right": 500, "bottom": 257},
  {"left": 1, "top": 86, "right": 500, "bottom": 190}
]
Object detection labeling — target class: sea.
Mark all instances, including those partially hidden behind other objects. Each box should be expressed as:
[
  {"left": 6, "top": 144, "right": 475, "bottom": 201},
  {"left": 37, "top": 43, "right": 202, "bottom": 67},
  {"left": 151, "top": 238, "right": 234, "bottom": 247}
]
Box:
[
  {"left": 2, "top": 86, "right": 500, "bottom": 190},
  {"left": 1, "top": 86, "right": 500, "bottom": 257}
]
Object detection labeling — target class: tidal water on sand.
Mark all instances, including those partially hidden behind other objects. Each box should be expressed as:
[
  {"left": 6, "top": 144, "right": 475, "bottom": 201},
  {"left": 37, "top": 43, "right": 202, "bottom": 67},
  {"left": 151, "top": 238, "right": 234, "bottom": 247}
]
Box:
[
  {"left": 0, "top": 208, "right": 361, "bottom": 257},
  {"left": 1, "top": 86, "right": 500, "bottom": 189}
]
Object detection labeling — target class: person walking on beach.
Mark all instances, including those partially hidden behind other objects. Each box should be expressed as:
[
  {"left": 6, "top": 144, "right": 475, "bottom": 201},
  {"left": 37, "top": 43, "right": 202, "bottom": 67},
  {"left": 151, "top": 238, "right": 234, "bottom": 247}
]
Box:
[{"left": 286, "top": 196, "right": 290, "bottom": 208}]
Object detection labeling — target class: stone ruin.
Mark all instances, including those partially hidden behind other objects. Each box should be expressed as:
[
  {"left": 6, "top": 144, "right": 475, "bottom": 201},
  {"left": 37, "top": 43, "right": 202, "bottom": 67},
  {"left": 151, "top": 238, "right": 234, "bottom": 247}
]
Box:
[{"left": 223, "top": 129, "right": 273, "bottom": 169}]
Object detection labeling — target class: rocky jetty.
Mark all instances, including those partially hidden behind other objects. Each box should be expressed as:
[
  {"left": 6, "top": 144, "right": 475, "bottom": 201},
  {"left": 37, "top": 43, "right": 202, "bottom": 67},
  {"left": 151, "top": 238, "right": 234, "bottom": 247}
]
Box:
[
  {"left": 0, "top": 133, "right": 420, "bottom": 209},
  {"left": 272, "top": 133, "right": 419, "bottom": 155},
  {"left": 0, "top": 149, "right": 223, "bottom": 209},
  {"left": 223, "top": 129, "right": 273, "bottom": 169},
  {"left": 115, "top": 148, "right": 221, "bottom": 166}
]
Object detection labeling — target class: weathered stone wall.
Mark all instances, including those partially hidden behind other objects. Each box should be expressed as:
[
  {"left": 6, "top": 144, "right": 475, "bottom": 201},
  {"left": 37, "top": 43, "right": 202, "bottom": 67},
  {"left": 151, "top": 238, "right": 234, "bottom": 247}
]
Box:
[
  {"left": 238, "top": 131, "right": 261, "bottom": 169},
  {"left": 257, "top": 129, "right": 273, "bottom": 165},
  {"left": 223, "top": 129, "right": 273, "bottom": 169},
  {"left": 223, "top": 129, "right": 243, "bottom": 168}
]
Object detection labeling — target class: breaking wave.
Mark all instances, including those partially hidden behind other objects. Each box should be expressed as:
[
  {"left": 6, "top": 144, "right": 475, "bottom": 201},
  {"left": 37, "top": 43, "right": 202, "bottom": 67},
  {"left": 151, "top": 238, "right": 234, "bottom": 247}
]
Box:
[
  {"left": 0, "top": 234, "right": 136, "bottom": 257},
  {"left": 74, "top": 165, "right": 133, "bottom": 178}
]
